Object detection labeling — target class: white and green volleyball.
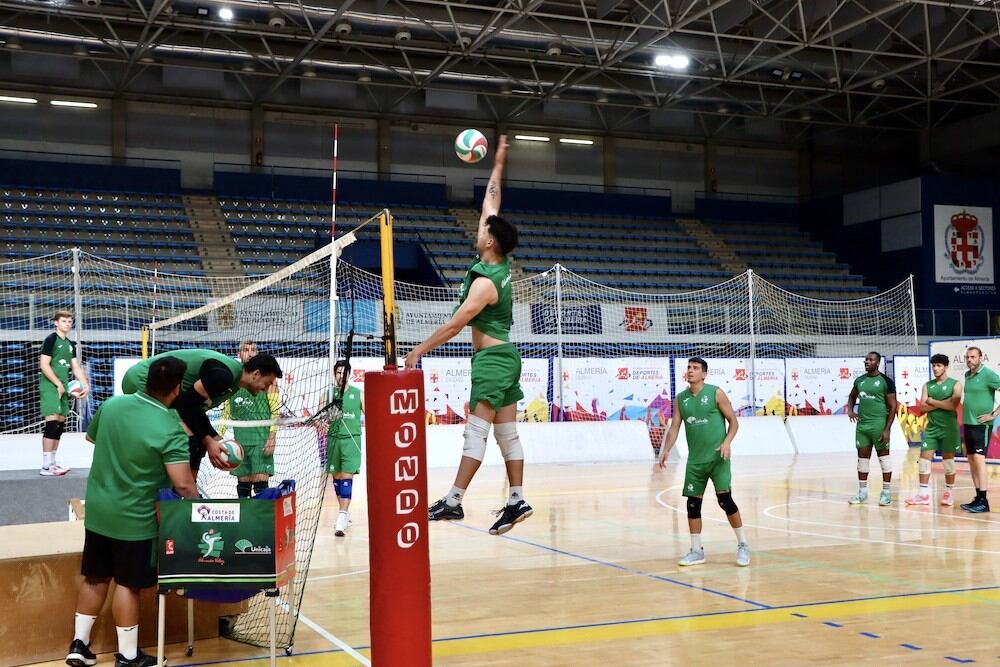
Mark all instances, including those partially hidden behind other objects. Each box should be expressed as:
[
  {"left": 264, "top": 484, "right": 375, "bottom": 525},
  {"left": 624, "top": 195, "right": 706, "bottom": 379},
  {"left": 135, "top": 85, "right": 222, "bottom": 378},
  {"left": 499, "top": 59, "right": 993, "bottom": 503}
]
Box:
[{"left": 454, "top": 128, "right": 488, "bottom": 164}]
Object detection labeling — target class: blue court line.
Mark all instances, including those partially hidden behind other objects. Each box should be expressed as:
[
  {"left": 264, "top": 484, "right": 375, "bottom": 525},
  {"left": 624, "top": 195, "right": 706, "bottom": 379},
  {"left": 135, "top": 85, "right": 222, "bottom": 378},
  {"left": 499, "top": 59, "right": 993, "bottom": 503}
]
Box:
[
  {"left": 172, "top": 584, "right": 1000, "bottom": 667},
  {"left": 823, "top": 621, "right": 843, "bottom": 628},
  {"left": 451, "top": 522, "right": 772, "bottom": 609},
  {"left": 859, "top": 631, "right": 880, "bottom": 639},
  {"left": 944, "top": 658, "right": 975, "bottom": 664}
]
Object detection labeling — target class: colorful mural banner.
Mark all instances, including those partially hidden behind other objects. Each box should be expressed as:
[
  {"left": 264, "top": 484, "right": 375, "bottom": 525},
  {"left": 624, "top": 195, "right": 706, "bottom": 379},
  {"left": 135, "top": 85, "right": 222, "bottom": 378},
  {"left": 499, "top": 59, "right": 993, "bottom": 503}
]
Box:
[
  {"left": 421, "top": 357, "right": 550, "bottom": 424},
  {"left": 672, "top": 358, "right": 785, "bottom": 417},
  {"left": 785, "top": 357, "right": 873, "bottom": 416},
  {"left": 893, "top": 355, "right": 930, "bottom": 445},
  {"left": 557, "top": 357, "right": 671, "bottom": 426}
]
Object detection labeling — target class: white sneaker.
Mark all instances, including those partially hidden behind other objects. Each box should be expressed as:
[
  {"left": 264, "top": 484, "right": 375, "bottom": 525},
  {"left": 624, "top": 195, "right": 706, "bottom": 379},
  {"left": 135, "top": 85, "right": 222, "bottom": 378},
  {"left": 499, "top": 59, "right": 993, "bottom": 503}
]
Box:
[
  {"left": 334, "top": 512, "right": 350, "bottom": 537},
  {"left": 879, "top": 489, "right": 892, "bottom": 506},
  {"left": 678, "top": 548, "right": 705, "bottom": 566},
  {"left": 905, "top": 493, "right": 930, "bottom": 506},
  {"left": 51, "top": 463, "right": 70, "bottom": 475},
  {"left": 848, "top": 489, "right": 869, "bottom": 504},
  {"left": 940, "top": 490, "right": 954, "bottom": 506},
  {"left": 736, "top": 543, "right": 751, "bottom": 567},
  {"left": 40, "top": 465, "right": 68, "bottom": 477}
]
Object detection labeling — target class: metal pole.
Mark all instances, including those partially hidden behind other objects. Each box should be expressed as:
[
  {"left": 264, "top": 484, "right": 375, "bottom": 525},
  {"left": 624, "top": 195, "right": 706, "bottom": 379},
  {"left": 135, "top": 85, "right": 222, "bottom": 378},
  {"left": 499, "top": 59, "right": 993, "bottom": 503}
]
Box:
[
  {"left": 747, "top": 269, "right": 757, "bottom": 412},
  {"left": 156, "top": 593, "right": 166, "bottom": 667},
  {"left": 555, "top": 264, "right": 564, "bottom": 420},
  {"left": 72, "top": 248, "right": 83, "bottom": 365},
  {"left": 908, "top": 275, "right": 918, "bottom": 349},
  {"left": 329, "top": 123, "right": 340, "bottom": 374}
]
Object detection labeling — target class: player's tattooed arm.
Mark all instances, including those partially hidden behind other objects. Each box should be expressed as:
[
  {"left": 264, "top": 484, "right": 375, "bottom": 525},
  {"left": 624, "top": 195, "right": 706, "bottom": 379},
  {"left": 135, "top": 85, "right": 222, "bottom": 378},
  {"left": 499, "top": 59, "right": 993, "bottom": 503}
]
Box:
[{"left": 481, "top": 134, "right": 508, "bottom": 220}]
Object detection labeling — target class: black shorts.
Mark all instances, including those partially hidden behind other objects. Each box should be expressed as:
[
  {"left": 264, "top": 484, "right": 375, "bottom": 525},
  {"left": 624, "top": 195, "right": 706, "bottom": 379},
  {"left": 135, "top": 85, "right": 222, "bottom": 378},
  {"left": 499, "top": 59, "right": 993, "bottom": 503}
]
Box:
[
  {"left": 964, "top": 425, "right": 992, "bottom": 457},
  {"left": 81, "top": 529, "right": 157, "bottom": 589},
  {"left": 189, "top": 434, "right": 207, "bottom": 471}
]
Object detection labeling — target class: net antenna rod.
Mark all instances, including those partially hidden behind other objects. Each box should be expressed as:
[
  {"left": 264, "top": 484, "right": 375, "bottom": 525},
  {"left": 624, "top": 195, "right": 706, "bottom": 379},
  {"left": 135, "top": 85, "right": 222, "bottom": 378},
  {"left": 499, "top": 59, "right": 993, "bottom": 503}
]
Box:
[
  {"left": 329, "top": 122, "right": 340, "bottom": 381},
  {"left": 148, "top": 259, "right": 158, "bottom": 358},
  {"left": 747, "top": 268, "right": 756, "bottom": 412},
  {"left": 379, "top": 209, "right": 397, "bottom": 368}
]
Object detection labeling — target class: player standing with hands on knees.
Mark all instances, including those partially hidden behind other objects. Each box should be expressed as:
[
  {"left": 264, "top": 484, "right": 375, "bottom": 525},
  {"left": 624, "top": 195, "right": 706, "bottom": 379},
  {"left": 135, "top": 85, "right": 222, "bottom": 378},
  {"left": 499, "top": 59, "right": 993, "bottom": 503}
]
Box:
[
  {"left": 846, "top": 351, "right": 897, "bottom": 506},
  {"left": 658, "top": 357, "right": 749, "bottom": 567},
  {"left": 405, "top": 135, "right": 534, "bottom": 536}
]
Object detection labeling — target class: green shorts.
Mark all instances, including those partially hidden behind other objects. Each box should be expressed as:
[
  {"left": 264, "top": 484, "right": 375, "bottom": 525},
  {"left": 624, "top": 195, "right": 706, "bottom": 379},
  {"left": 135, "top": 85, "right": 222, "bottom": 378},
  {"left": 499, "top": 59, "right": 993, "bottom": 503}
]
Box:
[
  {"left": 326, "top": 434, "right": 362, "bottom": 475},
  {"left": 230, "top": 443, "right": 274, "bottom": 477},
  {"left": 40, "top": 380, "right": 70, "bottom": 418},
  {"left": 470, "top": 343, "right": 524, "bottom": 412},
  {"left": 921, "top": 430, "right": 961, "bottom": 454},
  {"left": 855, "top": 424, "right": 887, "bottom": 449},
  {"left": 683, "top": 458, "right": 732, "bottom": 497}
]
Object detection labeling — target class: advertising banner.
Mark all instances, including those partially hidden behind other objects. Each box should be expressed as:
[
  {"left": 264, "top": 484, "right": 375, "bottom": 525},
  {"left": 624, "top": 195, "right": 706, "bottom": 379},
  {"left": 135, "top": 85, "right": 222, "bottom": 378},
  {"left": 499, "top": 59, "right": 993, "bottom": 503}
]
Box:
[
  {"left": 785, "top": 357, "right": 874, "bottom": 415},
  {"left": 421, "top": 357, "right": 550, "bottom": 423},
  {"left": 558, "top": 357, "right": 671, "bottom": 426},
  {"left": 893, "top": 355, "right": 930, "bottom": 445},
  {"left": 672, "top": 358, "right": 785, "bottom": 416}
]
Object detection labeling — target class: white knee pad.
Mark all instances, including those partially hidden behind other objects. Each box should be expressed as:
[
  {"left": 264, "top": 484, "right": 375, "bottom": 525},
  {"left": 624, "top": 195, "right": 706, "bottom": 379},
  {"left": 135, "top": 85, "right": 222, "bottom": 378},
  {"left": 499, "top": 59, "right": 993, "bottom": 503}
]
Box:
[
  {"left": 918, "top": 458, "right": 931, "bottom": 475},
  {"left": 943, "top": 458, "right": 956, "bottom": 476},
  {"left": 857, "top": 458, "right": 870, "bottom": 474},
  {"left": 494, "top": 422, "right": 524, "bottom": 462},
  {"left": 462, "top": 415, "right": 491, "bottom": 462},
  {"left": 878, "top": 455, "right": 892, "bottom": 474}
]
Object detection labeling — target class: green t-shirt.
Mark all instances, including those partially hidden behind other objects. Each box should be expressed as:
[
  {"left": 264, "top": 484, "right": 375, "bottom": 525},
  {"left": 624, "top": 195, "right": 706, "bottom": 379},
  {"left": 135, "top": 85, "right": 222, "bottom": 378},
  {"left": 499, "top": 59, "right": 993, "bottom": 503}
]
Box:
[
  {"left": 853, "top": 373, "right": 895, "bottom": 427},
  {"left": 962, "top": 366, "right": 1000, "bottom": 425},
  {"left": 85, "top": 392, "right": 190, "bottom": 540},
  {"left": 924, "top": 377, "right": 959, "bottom": 439},
  {"left": 676, "top": 384, "right": 727, "bottom": 464},
  {"left": 40, "top": 332, "right": 76, "bottom": 385},
  {"left": 221, "top": 388, "right": 276, "bottom": 448},
  {"left": 329, "top": 385, "right": 363, "bottom": 438},
  {"left": 456, "top": 256, "right": 513, "bottom": 341},
  {"left": 123, "top": 349, "right": 244, "bottom": 408}
]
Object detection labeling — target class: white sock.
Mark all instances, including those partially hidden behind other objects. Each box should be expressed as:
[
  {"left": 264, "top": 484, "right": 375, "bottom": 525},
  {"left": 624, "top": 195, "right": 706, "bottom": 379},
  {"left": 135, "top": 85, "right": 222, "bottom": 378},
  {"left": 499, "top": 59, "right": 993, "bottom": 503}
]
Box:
[
  {"left": 43, "top": 451, "right": 54, "bottom": 468},
  {"left": 116, "top": 625, "right": 138, "bottom": 660},
  {"left": 946, "top": 483, "right": 954, "bottom": 490},
  {"left": 508, "top": 486, "right": 524, "bottom": 505},
  {"left": 883, "top": 481, "right": 892, "bottom": 492},
  {"left": 74, "top": 613, "right": 97, "bottom": 644},
  {"left": 859, "top": 480, "right": 868, "bottom": 490},
  {"left": 445, "top": 486, "right": 466, "bottom": 508},
  {"left": 919, "top": 483, "right": 929, "bottom": 494},
  {"left": 733, "top": 526, "right": 746, "bottom": 545},
  {"left": 691, "top": 534, "right": 702, "bottom": 551}
]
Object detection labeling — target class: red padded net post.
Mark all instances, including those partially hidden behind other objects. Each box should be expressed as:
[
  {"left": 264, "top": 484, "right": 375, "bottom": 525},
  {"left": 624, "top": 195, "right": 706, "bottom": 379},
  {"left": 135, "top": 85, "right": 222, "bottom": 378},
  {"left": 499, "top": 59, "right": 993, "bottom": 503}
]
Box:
[{"left": 363, "top": 367, "right": 432, "bottom": 666}]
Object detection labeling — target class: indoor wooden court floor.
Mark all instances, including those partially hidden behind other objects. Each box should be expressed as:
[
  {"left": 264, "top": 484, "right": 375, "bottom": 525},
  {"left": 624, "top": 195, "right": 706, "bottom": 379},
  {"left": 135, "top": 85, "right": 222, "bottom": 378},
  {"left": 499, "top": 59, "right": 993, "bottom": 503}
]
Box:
[{"left": 31, "top": 449, "right": 1000, "bottom": 666}]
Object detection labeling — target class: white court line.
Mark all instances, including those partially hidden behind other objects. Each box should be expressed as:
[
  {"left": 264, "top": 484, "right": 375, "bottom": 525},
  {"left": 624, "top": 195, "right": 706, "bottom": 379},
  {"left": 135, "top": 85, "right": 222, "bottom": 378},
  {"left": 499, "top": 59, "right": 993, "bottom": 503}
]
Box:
[
  {"left": 310, "top": 569, "right": 370, "bottom": 582},
  {"left": 276, "top": 599, "right": 371, "bottom": 666},
  {"left": 654, "top": 487, "right": 1000, "bottom": 556},
  {"left": 802, "top": 496, "right": 1000, "bottom": 526},
  {"left": 762, "top": 500, "right": 999, "bottom": 534}
]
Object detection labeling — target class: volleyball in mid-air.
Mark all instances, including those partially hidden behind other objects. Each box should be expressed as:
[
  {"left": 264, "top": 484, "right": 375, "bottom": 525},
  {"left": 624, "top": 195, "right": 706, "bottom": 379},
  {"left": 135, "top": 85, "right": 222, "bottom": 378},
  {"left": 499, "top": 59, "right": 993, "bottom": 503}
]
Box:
[{"left": 454, "top": 128, "right": 488, "bottom": 164}]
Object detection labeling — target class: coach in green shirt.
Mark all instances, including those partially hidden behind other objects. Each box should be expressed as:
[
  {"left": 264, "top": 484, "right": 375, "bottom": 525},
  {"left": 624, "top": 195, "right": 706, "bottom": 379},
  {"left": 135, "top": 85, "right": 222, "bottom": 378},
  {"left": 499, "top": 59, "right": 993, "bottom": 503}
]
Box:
[
  {"left": 66, "top": 355, "right": 199, "bottom": 667},
  {"left": 960, "top": 346, "right": 1000, "bottom": 513}
]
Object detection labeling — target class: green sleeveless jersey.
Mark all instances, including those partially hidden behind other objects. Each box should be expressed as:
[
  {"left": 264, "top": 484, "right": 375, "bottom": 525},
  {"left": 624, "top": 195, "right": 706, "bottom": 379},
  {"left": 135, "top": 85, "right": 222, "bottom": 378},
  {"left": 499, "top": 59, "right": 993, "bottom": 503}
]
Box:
[
  {"left": 457, "top": 256, "right": 513, "bottom": 341},
  {"left": 123, "top": 349, "right": 243, "bottom": 408},
  {"left": 329, "top": 385, "right": 362, "bottom": 438},
  {"left": 676, "top": 384, "right": 727, "bottom": 464},
  {"left": 853, "top": 373, "right": 895, "bottom": 428},
  {"left": 924, "top": 377, "right": 959, "bottom": 439}
]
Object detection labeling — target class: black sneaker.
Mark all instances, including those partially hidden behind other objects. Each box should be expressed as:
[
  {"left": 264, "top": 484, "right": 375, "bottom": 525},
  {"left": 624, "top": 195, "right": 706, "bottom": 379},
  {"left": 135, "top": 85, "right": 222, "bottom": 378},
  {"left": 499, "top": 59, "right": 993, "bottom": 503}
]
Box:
[
  {"left": 114, "top": 649, "right": 160, "bottom": 667},
  {"left": 66, "top": 639, "right": 97, "bottom": 667},
  {"left": 428, "top": 497, "right": 464, "bottom": 521},
  {"left": 963, "top": 499, "right": 991, "bottom": 514},
  {"left": 489, "top": 500, "right": 533, "bottom": 535}
]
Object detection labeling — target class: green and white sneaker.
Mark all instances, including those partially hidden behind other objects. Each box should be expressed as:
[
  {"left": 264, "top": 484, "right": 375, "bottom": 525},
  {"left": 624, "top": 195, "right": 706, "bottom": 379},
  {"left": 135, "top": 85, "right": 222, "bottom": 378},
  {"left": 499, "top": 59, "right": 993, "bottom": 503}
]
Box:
[
  {"left": 848, "top": 489, "right": 869, "bottom": 504},
  {"left": 736, "top": 543, "right": 751, "bottom": 567},
  {"left": 678, "top": 548, "right": 705, "bottom": 566},
  {"left": 879, "top": 489, "right": 892, "bottom": 506}
]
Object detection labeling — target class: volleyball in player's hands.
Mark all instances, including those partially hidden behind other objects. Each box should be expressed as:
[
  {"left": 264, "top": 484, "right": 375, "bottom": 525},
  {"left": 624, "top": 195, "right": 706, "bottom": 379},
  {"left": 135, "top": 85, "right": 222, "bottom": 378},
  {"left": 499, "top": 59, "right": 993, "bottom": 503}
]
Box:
[
  {"left": 455, "top": 129, "right": 488, "bottom": 164},
  {"left": 219, "top": 437, "right": 244, "bottom": 468},
  {"left": 66, "top": 379, "right": 85, "bottom": 397}
]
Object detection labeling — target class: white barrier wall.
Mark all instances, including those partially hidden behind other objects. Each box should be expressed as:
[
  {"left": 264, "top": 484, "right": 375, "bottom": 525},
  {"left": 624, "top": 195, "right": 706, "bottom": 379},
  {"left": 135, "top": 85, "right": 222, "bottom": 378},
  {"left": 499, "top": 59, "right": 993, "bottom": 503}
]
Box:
[
  {"left": 0, "top": 433, "right": 94, "bottom": 471},
  {"left": 668, "top": 416, "right": 794, "bottom": 458},
  {"left": 785, "top": 416, "right": 909, "bottom": 453}
]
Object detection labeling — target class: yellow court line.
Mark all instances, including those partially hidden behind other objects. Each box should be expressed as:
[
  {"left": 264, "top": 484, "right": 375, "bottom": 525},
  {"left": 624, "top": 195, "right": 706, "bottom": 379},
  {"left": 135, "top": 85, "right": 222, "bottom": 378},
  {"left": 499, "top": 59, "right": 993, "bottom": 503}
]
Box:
[{"left": 223, "top": 588, "right": 999, "bottom": 665}]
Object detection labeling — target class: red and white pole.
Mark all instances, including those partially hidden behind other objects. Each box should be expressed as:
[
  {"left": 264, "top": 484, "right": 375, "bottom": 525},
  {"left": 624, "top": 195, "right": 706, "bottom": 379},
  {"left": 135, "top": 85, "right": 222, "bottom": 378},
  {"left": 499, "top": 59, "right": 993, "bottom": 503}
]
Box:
[{"left": 364, "top": 368, "right": 432, "bottom": 666}]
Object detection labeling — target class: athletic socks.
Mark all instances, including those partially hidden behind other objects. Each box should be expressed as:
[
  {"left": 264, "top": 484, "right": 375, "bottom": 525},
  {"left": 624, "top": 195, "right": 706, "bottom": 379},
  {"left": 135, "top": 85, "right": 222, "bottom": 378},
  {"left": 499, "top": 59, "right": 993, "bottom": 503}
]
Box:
[
  {"left": 508, "top": 486, "right": 524, "bottom": 506},
  {"left": 74, "top": 613, "right": 97, "bottom": 644},
  {"left": 445, "top": 486, "right": 466, "bottom": 508},
  {"left": 690, "top": 534, "right": 703, "bottom": 551},
  {"left": 859, "top": 480, "right": 868, "bottom": 490},
  {"left": 43, "top": 451, "right": 55, "bottom": 468},
  {"left": 116, "top": 625, "right": 138, "bottom": 661},
  {"left": 918, "top": 483, "right": 929, "bottom": 494},
  {"left": 733, "top": 526, "right": 746, "bottom": 545}
]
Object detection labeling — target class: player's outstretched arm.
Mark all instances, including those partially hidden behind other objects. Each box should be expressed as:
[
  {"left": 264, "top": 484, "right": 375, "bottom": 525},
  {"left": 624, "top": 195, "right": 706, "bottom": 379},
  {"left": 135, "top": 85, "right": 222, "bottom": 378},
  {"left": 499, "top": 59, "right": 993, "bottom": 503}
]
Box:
[
  {"left": 479, "top": 134, "right": 509, "bottom": 223},
  {"left": 657, "top": 406, "right": 683, "bottom": 468},
  {"left": 404, "top": 277, "right": 497, "bottom": 368},
  {"left": 716, "top": 388, "right": 739, "bottom": 460}
]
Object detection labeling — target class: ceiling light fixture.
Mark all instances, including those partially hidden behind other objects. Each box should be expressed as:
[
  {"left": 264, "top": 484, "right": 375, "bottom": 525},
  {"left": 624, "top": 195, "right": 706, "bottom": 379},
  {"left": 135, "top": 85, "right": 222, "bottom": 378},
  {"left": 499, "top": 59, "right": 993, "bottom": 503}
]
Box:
[
  {"left": 51, "top": 100, "right": 98, "bottom": 108},
  {"left": 654, "top": 53, "right": 690, "bottom": 69},
  {"left": 218, "top": 6, "right": 233, "bottom": 20},
  {"left": 0, "top": 95, "right": 38, "bottom": 104},
  {"left": 514, "top": 134, "right": 549, "bottom": 142},
  {"left": 559, "top": 138, "right": 594, "bottom": 145}
]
